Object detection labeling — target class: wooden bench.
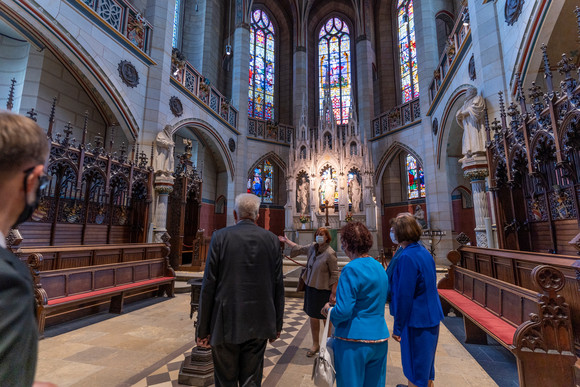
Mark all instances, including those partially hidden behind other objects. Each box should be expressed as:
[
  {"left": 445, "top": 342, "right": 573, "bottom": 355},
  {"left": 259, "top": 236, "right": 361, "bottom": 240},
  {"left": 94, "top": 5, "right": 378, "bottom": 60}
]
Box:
[
  {"left": 455, "top": 245, "right": 580, "bottom": 356},
  {"left": 27, "top": 252, "right": 175, "bottom": 335},
  {"left": 16, "top": 243, "right": 168, "bottom": 271},
  {"left": 438, "top": 251, "right": 576, "bottom": 387}
]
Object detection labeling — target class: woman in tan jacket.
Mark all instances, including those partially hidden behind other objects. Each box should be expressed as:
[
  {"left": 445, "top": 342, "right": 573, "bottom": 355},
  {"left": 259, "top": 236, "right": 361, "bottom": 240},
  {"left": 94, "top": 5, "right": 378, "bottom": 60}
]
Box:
[{"left": 279, "top": 227, "right": 339, "bottom": 356}]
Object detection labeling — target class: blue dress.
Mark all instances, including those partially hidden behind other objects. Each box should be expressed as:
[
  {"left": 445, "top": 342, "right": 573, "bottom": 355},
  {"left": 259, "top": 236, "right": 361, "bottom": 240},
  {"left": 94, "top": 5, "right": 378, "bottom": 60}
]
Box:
[
  {"left": 330, "top": 257, "right": 389, "bottom": 387},
  {"left": 391, "top": 242, "right": 444, "bottom": 387}
]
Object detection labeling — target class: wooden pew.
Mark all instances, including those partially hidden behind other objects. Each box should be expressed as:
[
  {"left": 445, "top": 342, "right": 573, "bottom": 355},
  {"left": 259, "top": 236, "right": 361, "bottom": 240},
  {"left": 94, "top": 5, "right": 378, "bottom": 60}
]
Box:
[
  {"left": 455, "top": 246, "right": 580, "bottom": 356},
  {"left": 438, "top": 251, "right": 576, "bottom": 387},
  {"left": 25, "top": 245, "right": 175, "bottom": 335},
  {"left": 16, "top": 243, "right": 168, "bottom": 271}
]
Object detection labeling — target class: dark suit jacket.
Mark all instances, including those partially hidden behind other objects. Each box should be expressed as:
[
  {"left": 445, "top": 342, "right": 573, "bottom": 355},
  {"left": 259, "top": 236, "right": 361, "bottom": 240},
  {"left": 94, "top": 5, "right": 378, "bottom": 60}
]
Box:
[
  {"left": 0, "top": 247, "right": 38, "bottom": 387},
  {"left": 197, "top": 219, "right": 284, "bottom": 346}
]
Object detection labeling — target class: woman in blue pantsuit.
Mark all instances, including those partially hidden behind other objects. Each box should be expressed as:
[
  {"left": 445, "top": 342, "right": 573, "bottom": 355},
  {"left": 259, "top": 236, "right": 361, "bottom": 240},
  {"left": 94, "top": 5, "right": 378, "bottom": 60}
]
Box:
[
  {"left": 322, "top": 222, "right": 389, "bottom": 387},
  {"left": 390, "top": 213, "right": 444, "bottom": 387}
]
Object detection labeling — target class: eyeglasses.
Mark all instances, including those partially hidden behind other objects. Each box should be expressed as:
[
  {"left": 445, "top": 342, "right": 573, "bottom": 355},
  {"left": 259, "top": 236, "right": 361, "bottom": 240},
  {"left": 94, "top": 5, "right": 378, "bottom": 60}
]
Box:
[{"left": 23, "top": 166, "right": 51, "bottom": 190}]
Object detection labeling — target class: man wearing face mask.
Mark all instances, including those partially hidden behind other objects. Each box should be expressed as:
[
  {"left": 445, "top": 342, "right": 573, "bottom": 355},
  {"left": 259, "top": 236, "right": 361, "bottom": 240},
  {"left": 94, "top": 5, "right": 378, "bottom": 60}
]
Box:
[
  {"left": 0, "top": 112, "right": 55, "bottom": 387},
  {"left": 279, "top": 227, "right": 338, "bottom": 357}
]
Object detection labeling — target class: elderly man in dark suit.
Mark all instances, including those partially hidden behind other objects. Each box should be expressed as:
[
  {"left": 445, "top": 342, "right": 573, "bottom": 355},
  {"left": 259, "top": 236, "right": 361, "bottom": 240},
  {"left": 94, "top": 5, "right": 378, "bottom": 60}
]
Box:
[
  {"left": 0, "top": 112, "right": 55, "bottom": 387},
  {"left": 197, "top": 193, "right": 284, "bottom": 386}
]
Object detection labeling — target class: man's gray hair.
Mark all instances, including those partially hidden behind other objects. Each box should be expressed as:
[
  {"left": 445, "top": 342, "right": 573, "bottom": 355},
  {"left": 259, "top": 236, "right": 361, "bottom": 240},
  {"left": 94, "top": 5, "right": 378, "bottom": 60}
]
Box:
[
  {"left": 234, "top": 193, "right": 261, "bottom": 220},
  {"left": 0, "top": 112, "right": 49, "bottom": 175}
]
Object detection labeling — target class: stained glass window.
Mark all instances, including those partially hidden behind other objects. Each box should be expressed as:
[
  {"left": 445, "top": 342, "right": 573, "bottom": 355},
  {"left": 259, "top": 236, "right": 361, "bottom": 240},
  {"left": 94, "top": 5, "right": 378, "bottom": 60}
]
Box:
[
  {"left": 398, "top": 0, "right": 419, "bottom": 102},
  {"left": 249, "top": 9, "right": 275, "bottom": 120},
  {"left": 318, "top": 17, "right": 351, "bottom": 124},
  {"left": 319, "top": 167, "right": 338, "bottom": 208},
  {"left": 247, "top": 160, "right": 274, "bottom": 203},
  {"left": 172, "top": 0, "right": 181, "bottom": 48},
  {"left": 407, "top": 154, "right": 425, "bottom": 199}
]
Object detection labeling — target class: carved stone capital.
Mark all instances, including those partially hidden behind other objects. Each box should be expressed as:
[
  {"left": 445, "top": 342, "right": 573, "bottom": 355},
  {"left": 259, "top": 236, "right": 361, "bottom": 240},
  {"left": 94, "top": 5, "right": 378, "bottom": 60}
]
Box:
[
  {"left": 464, "top": 168, "right": 489, "bottom": 181},
  {"left": 155, "top": 184, "right": 174, "bottom": 195}
]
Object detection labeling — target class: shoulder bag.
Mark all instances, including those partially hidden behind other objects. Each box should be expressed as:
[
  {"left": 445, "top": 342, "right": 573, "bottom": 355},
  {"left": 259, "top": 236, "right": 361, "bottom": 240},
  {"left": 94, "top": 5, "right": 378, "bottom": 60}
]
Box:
[{"left": 312, "top": 307, "right": 335, "bottom": 386}]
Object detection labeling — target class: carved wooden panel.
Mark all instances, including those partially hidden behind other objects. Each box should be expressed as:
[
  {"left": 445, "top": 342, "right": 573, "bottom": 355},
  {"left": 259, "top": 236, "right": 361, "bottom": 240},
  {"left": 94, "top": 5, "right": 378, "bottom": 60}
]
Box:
[
  {"left": 475, "top": 254, "right": 492, "bottom": 276},
  {"left": 493, "top": 256, "right": 515, "bottom": 283}
]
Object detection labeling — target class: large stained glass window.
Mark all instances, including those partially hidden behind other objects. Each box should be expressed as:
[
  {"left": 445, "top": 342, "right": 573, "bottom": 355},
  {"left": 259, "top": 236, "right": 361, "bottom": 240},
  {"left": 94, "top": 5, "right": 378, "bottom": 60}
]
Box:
[
  {"left": 249, "top": 9, "right": 275, "bottom": 120},
  {"left": 398, "top": 0, "right": 419, "bottom": 102},
  {"left": 318, "top": 17, "right": 351, "bottom": 124},
  {"left": 407, "top": 154, "right": 425, "bottom": 199},
  {"left": 247, "top": 160, "right": 274, "bottom": 203},
  {"left": 172, "top": 0, "right": 181, "bottom": 48}
]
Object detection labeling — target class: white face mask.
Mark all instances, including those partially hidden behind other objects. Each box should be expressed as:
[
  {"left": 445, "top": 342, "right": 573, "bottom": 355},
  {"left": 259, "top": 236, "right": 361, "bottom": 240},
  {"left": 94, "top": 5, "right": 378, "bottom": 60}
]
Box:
[
  {"left": 390, "top": 230, "right": 398, "bottom": 244},
  {"left": 316, "top": 235, "right": 325, "bottom": 244}
]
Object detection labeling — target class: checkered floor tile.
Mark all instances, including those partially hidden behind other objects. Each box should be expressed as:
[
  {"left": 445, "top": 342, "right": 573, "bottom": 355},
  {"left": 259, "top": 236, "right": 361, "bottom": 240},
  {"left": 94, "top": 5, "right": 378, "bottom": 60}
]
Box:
[{"left": 131, "top": 298, "right": 307, "bottom": 387}]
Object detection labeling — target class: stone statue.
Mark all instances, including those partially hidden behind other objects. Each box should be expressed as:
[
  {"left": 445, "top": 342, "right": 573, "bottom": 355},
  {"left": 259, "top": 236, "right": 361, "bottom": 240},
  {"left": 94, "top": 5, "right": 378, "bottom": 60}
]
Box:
[
  {"left": 349, "top": 177, "right": 362, "bottom": 213},
  {"left": 414, "top": 205, "right": 427, "bottom": 229},
  {"left": 322, "top": 178, "right": 336, "bottom": 206},
  {"left": 154, "top": 125, "right": 175, "bottom": 174},
  {"left": 297, "top": 177, "right": 309, "bottom": 214},
  {"left": 456, "top": 88, "right": 486, "bottom": 157}
]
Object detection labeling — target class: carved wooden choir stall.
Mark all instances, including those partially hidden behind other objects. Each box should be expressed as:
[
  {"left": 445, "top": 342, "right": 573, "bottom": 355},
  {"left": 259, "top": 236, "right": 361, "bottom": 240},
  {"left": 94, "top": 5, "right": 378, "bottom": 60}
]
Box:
[{"left": 4, "top": 92, "right": 176, "bottom": 333}]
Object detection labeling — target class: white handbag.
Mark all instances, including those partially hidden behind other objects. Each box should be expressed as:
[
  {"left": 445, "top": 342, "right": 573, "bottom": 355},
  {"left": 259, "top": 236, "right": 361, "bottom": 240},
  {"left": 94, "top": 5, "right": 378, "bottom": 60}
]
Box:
[{"left": 312, "top": 307, "right": 336, "bottom": 386}]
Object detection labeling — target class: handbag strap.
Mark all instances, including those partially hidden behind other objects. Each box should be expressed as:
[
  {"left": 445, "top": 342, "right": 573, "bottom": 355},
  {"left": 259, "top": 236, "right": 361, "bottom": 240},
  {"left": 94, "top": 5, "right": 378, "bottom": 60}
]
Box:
[{"left": 319, "top": 307, "right": 332, "bottom": 353}]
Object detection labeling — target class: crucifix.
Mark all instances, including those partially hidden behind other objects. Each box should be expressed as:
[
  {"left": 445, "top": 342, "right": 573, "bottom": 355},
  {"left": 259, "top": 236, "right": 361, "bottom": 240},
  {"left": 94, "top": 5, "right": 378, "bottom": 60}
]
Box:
[{"left": 323, "top": 200, "right": 330, "bottom": 227}]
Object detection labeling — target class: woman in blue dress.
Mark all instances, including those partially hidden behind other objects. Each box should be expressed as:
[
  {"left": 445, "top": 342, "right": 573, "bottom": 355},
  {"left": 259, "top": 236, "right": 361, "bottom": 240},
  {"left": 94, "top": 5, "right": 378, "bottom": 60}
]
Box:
[
  {"left": 390, "top": 213, "right": 444, "bottom": 387},
  {"left": 322, "top": 222, "right": 389, "bottom": 387}
]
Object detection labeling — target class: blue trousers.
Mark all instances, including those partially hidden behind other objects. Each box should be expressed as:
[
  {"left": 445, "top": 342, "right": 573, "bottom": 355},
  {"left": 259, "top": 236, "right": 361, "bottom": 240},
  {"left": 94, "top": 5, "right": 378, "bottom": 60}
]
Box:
[
  {"left": 400, "top": 325, "right": 439, "bottom": 387},
  {"left": 333, "top": 339, "right": 388, "bottom": 387}
]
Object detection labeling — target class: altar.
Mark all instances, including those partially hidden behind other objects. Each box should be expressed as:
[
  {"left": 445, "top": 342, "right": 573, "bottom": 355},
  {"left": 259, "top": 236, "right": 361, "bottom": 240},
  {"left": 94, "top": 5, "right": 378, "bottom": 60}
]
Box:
[{"left": 283, "top": 87, "right": 380, "bottom": 257}]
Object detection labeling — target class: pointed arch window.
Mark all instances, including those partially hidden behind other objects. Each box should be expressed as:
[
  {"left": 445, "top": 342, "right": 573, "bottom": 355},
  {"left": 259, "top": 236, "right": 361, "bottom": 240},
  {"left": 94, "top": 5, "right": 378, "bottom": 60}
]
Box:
[
  {"left": 172, "top": 0, "right": 181, "bottom": 48},
  {"left": 407, "top": 154, "right": 425, "bottom": 199},
  {"left": 247, "top": 160, "right": 274, "bottom": 203},
  {"left": 249, "top": 9, "right": 275, "bottom": 120},
  {"left": 318, "top": 17, "right": 351, "bottom": 124},
  {"left": 398, "top": 0, "right": 419, "bottom": 102}
]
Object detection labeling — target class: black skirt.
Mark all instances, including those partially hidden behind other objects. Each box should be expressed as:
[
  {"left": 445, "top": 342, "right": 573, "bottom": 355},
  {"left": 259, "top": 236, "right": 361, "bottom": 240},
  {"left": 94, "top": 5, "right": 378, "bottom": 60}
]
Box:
[{"left": 303, "top": 285, "right": 331, "bottom": 319}]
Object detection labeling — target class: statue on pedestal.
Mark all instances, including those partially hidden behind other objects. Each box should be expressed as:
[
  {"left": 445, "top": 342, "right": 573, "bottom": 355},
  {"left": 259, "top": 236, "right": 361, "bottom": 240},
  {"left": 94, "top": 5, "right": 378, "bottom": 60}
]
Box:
[
  {"left": 154, "top": 125, "right": 175, "bottom": 175},
  {"left": 297, "top": 176, "right": 310, "bottom": 214},
  {"left": 349, "top": 177, "right": 362, "bottom": 213},
  {"left": 414, "top": 205, "right": 427, "bottom": 229},
  {"left": 456, "top": 88, "right": 486, "bottom": 157},
  {"left": 322, "top": 178, "right": 336, "bottom": 208}
]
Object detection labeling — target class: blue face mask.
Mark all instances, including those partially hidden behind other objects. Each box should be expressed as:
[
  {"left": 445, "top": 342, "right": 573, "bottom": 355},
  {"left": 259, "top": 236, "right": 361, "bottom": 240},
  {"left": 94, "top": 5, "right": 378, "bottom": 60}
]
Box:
[
  {"left": 390, "top": 230, "right": 398, "bottom": 244},
  {"left": 316, "top": 235, "right": 325, "bottom": 244}
]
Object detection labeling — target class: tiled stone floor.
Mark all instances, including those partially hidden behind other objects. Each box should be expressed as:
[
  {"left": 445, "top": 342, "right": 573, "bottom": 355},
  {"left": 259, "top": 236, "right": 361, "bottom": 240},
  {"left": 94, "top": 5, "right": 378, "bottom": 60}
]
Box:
[{"left": 36, "top": 293, "right": 514, "bottom": 386}]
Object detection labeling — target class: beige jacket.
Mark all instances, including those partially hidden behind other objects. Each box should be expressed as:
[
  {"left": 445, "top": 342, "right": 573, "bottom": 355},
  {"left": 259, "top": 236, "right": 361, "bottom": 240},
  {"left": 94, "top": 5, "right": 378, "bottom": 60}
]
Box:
[{"left": 291, "top": 242, "right": 339, "bottom": 290}]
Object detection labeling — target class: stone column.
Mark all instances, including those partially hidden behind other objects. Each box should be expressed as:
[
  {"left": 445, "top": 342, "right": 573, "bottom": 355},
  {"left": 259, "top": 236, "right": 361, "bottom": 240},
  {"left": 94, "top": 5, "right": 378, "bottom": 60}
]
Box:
[
  {"left": 153, "top": 175, "right": 174, "bottom": 243},
  {"left": 462, "top": 155, "right": 490, "bottom": 247},
  {"left": 226, "top": 20, "right": 251, "bottom": 225},
  {"left": 293, "top": 48, "right": 308, "bottom": 127},
  {"left": 355, "top": 36, "right": 375, "bottom": 141}
]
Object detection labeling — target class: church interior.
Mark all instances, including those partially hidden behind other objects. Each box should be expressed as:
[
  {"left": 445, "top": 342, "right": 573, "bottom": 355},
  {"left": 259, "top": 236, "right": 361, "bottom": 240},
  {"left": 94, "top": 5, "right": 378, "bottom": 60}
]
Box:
[{"left": 1, "top": 0, "right": 580, "bottom": 385}]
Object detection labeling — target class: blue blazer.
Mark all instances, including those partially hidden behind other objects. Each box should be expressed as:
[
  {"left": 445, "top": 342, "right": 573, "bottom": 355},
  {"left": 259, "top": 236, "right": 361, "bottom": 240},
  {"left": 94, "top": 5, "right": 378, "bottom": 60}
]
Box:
[
  {"left": 330, "top": 257, "right": 390, "bottom": 340},
  {"left": 391, "top": 242, "right": 444, "bottom": 337}
]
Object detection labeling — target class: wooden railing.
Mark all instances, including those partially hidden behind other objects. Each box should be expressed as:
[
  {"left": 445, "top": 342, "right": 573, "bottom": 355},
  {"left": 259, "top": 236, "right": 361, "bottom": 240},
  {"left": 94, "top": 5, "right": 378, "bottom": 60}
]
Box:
[
  {"left": 428, "top": 5, "right": 470, "bottom": 106},
  {"left": 73, "top": 0, "right": 152, "bottom": 54},
  {"left": 248, "top": 117, "right": 294, "bottom": 145},
  {"left": 371, "top": 98, "right": 421, "bottom": 138},
  {"left": 171, "top": 51, "right": 238, "bottom": 129}
]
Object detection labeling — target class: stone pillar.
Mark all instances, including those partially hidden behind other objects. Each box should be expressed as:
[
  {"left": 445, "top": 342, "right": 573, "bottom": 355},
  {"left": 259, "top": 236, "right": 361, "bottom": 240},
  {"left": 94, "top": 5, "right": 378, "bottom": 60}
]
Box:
[
  {"left": 355, "top": 36, "right": 375, "bottom": 141},
  {"left": 226, "top": 21, "right": 251, "bottom": 225},
  {"left": 293, "top": 48, "right": 308, "bottom": 127},
  {"left": 462, "top": 155, "right": 490, "bottom": 247},
  {"left": 153, "top": 175, "right": 174, "bottom": 243}
]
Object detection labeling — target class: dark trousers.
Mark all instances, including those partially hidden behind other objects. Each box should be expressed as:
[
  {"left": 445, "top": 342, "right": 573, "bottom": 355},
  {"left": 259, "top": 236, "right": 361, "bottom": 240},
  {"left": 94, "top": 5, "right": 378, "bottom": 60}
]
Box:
[{"left": 212, "top": 338, "right": 268, "bottom": 387}]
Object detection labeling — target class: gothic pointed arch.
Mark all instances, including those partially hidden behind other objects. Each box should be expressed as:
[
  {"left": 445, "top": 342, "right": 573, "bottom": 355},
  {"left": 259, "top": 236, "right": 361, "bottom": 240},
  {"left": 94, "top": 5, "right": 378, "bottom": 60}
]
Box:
[
  {"left": 375, "top": 141, "right": 423, "bottom": 184},
  {"left": 247, "top": 151, "right": 287, "bottom": 204},
  {"left": 436, "top": 85, "right": 472, "bottom": 167},
  {"left": 171, "top": 118, "right": 235, "bottom": 181},
  {"left": 0, "top": 3, "right": 143, "bottom": 139}
]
